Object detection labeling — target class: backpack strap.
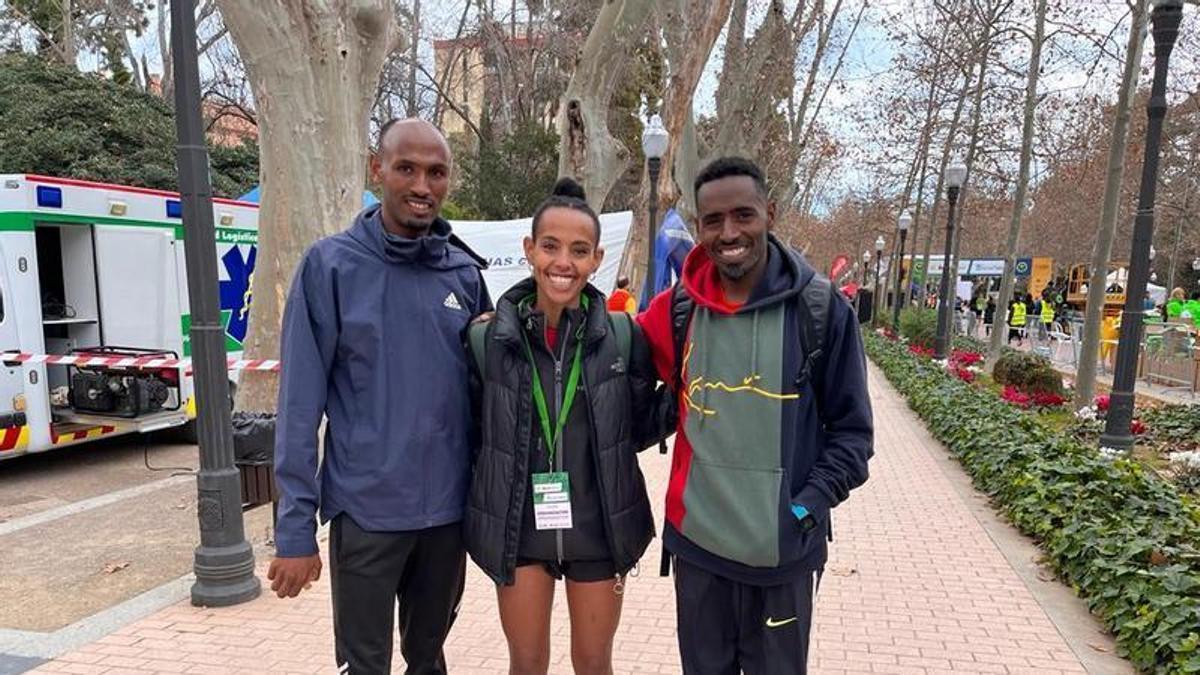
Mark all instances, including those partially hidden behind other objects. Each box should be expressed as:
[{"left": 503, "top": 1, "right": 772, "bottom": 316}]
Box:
[
  {"left": 607, "top": 311, "right": 633, "bottom": 365},
  {"left": 795, "top": 274, "right": 832, "bottom": 389},
  {"left": 669, "top": 283, "right": 696, "bottom": 396},
  {"left": 467, "top": 321, "right": 490, "bottom": 375}
]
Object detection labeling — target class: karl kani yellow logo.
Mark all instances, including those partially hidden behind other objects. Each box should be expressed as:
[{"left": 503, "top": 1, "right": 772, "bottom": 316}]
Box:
[{"left": 681, "top": 342, "right": 798, "bottom": 418}]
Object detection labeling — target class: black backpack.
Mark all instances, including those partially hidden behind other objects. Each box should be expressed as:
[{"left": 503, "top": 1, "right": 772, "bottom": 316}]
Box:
[{"left": 666, "top": 275, "right": 834, "bottom": 398}]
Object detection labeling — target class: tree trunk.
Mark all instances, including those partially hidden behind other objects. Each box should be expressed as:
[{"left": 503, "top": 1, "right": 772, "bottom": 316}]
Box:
[
  {"left": 556, "top": 0, "right": 655, "bottom": 212},
  {"left": 943, "top": 35, "right": 994, "bottom": 342},
  {"left": 917, "top": 68, "right": 972, "bottom": 304},
  {"left": 709, "top": 0, "right": 791, "bottom": 158},
  {"left": 217, "top": 0, "right": 396, "bottom": 412},
  {"left": 675, "top": 110, "right": 700, "bottom": 221},
  {"left": 988, "top": 0, "right": 1046, "bottom": 365},
  {"left": 157, "top": 0, "right": 174, "bottom": 100},
  {"left": 1073, "top": 0, "right": 1148, "bottom": 408},
  {"left": 61, "top": 0, "right": 75, "bottom": 67},
  {"left": 790, "top": 0, "right": 837, "bottom": 151},
  {"left": 123, "top": 29, "right": 144, "bottom": 91},
  {"left": 903, "top": 28, "right": 951, "bottom": 308},
  {"left": 621, "top": 0, "right": 733, "bottom": 292},
  {"left": 406, "top": 0, "right": 420, "bottom": 117}
]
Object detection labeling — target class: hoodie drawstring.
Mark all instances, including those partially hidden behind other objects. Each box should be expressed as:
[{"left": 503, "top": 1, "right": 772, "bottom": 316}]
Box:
[
  {"left": 699, "top": 308, "right": 712, "bottom": 429},
  {"left": 750, "top": 310, "right": 761, "bottom": 382}
]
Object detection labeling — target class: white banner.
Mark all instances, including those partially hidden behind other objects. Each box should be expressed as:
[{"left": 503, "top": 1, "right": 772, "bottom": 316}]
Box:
[
  {"left": 451, "top": 211, "right": 634, "bottom": 301},
  {"left": 968, "top": 258, "right": 1006, "bottom": 276},
  {"left": 925, "top": 257, "right": 972, "bottom": 276}
]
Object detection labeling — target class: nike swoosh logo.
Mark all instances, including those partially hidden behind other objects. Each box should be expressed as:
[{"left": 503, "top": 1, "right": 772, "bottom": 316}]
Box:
[{"left": 765, "top": 616, "right": 798, "bottom": 628}]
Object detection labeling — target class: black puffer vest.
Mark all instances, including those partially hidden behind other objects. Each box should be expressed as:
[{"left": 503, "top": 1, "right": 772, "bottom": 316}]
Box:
[{"left": 465, "top": 279, "right": 660, "bottom": 585}]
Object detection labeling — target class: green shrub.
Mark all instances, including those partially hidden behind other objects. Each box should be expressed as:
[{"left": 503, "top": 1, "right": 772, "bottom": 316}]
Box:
[
  {"left": 992, "top": 349, "right": 1064, "bottom": 395},
  {"left": 898, "top": 308, "right": 939, "bottom": 348},
  {"left": 864, "top": 332, "right": 1200, "bottom": 673}
]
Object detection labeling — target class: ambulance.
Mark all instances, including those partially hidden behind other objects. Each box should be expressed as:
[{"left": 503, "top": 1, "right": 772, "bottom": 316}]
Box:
[{"left": 0, "top": 174, "right": 258, "bottom": 459}]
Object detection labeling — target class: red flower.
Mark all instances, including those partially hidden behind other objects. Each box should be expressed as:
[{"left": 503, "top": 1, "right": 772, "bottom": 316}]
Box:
[
  {"left": 1131, "top": 419, "right": 1147, "bottom": 435},
  {"left": 909, "top": 344, "right": 934, "bottom": 358},
  {"left": 1001, "top": 385, "right": 1033, "bottom": 408},
  {"left": 950, "top": 349, "right": 984, "bottom": 367},
  {"left": 1094, "top": 395, "right": 1110, "bottom": 412},
  {"left": 1031, "top": 391, "right": 1067, "bottom": 408},
  {"left": 951, "top": 365, "right": 975, "bottom": 383}
]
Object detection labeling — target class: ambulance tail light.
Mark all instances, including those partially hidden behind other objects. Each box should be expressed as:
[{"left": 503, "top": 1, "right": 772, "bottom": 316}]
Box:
[{"left": 12, "top": 394, "right": 25, "bottom": 412}]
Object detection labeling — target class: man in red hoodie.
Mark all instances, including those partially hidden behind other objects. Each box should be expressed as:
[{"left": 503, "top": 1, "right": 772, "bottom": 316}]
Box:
[{"left": 638, "top": 157, "right": 873, "bottom": 674}]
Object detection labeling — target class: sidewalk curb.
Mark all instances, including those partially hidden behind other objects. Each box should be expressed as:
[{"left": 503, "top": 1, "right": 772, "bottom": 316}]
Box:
[
  {"left": 0, "top": 517, "right": 320, "bottom": 662},
  {"left": 0, "top": 574, "right": 193, "bottom": 659}
]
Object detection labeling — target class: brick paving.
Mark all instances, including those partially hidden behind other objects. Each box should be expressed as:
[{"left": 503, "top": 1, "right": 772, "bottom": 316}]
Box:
[{"left": 30, "top": 364, "right": 1108, "bottom": 674}]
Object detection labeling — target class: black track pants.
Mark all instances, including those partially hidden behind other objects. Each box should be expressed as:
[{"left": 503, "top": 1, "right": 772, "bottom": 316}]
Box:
[
  {"left": 674, "top": 557, "right": 820, "bottom": 675},
  {"left": 329, "top": 515, "right": 466, "bottom": 675}
]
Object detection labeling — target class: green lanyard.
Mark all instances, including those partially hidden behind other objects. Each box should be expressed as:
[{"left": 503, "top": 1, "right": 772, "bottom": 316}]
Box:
[{"left": 519, "top": 296, "right": 587, "bottom": 466}]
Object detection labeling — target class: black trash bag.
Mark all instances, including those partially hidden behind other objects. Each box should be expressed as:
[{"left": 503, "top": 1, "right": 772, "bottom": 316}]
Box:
[{"left": 232, "top": 411, "right": 276, "bottom": 464}]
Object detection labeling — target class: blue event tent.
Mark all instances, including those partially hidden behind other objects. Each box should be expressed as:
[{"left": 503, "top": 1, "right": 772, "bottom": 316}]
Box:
[{"left": 238, "top": 186, "right": 380, "bottom": 207}]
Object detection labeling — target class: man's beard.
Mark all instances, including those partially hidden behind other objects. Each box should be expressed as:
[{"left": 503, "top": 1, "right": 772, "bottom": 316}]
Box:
[
  {"left": 717, "top": 261, "right": 750, "bottom": 280},
  {"left": 402, "top": 218, "right": 433, "bottom": 232}
]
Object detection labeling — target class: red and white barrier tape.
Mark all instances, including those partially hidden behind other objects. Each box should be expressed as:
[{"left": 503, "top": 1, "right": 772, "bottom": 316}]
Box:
[{"left": 0, "top": 352, "right": 281, "bottom": 372}]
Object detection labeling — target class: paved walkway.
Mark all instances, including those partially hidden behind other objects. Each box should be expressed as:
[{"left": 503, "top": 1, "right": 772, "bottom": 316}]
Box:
[{"left": 28, "top": 365, "right": 1128, "bottom": 674}]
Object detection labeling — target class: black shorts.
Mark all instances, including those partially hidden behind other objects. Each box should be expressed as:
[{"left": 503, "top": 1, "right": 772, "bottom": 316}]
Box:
[{"left": 517, "top": 557, "right": 618, "bottom": 583}]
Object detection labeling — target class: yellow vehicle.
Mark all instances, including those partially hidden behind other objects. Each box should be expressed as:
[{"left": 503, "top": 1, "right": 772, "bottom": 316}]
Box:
[{"left": 1066, "top": 262, "right": 1127, "bottom": 315}]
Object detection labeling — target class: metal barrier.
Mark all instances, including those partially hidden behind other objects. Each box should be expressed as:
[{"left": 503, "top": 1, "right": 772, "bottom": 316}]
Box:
[{"left": 1140, "top": 322, "right": 1199, "bottom": 394}]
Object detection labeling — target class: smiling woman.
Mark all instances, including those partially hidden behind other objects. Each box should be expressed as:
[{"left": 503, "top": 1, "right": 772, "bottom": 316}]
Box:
[
  {"left": 523, "top": 178, "right": 605, "bottom": 331},
  {"left": 464, "top": 175, "right": 668, "bottom": 675}
]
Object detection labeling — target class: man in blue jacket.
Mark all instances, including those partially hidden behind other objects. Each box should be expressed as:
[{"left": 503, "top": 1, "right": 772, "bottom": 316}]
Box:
[{"left": 269, "top": 118, "right": 491, "bottom": 674}]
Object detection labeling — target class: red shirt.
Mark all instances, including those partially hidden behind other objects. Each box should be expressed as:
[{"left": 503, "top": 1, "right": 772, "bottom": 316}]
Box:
[
  {"left": 607, "top": 288, "right": 635, "bottom": 314},
  {"left": 544, "top": 324, "right": 559, "bottom": 350}
]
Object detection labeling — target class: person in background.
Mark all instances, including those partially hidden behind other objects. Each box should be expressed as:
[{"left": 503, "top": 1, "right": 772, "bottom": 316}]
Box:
[
  {"left": 607, "top": 275, "right": 637, "bottom": 314},
  {"left": 984, "top": 296, "right": 997, "bottom": 336},
  {"left": 1007, "top": 295, "right": 1027, "bottom": 345},
  {"left": 1165, "top": 287, "right": 1186, "bottom": 320},
  {"left": 1040, "top": 293, "right": 1055, "bottom": 335}
]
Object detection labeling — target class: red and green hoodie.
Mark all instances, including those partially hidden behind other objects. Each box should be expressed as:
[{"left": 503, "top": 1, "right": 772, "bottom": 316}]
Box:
[{"left": 638, "top": 236, "right": 873, "bottom": 585}]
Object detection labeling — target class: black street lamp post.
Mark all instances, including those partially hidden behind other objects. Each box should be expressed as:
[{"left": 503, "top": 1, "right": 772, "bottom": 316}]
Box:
[
  {"left": 873, "top": 236, "right": 885, "bottom": 321},
  {"left": 893, "top": 210, "right": 912, "bottom": 330},
  {"left": 859, "top": 250, "right": 871, "bottom": 316},
  {"left": 934, "top": 161, "right": 968, "bottom": 360},
  {"left": 170, "top": 0, "right": 260, "bottom": 606},
  {"left": 641, "top": 115, "right": 669, "bottom": 299},
  {"left": 1101, "top": 0, "right": 1185, "bottom": 452}
]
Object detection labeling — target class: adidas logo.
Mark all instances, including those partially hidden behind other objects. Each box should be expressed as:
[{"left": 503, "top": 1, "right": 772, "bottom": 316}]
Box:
[{"left": 443, "top": 292, "right": 463, "bottom": 311}]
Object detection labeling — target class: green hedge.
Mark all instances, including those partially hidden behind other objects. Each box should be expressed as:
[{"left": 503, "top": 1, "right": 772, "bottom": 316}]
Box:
[
  {"left": 993, "top": 349, "right": 1065, "bottom": 396},
  {"left": 865, "top": 332, "right": 1200, "bottom": 673},
  {"left": 898, "top": 308, "right": 939, "bottom": 348}
]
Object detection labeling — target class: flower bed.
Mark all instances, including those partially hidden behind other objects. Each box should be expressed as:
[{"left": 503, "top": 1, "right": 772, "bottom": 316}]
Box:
[{"left": 865, "top": 331, "right": 1200, "bottom": 672}]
